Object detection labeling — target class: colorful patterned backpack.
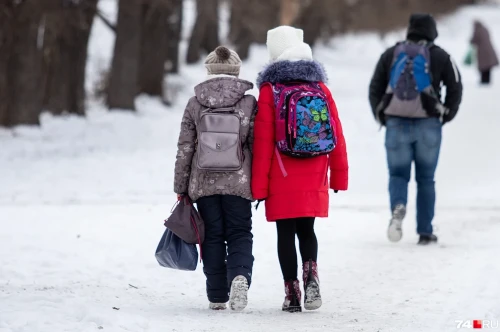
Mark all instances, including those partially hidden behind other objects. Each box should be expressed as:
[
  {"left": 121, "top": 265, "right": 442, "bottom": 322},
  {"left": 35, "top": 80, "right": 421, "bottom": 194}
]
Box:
[
  {"left": 268, "top": 82, "right": 337, "bottom": 176},
  {"left": 270, "top": 82, "right": 336, "bottom": 156}
]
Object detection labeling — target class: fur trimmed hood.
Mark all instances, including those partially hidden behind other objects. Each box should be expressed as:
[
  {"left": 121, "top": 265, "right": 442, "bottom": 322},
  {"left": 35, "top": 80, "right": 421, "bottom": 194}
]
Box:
[{"left": 256, "top": 60, "right": 328, "bottom": 88}]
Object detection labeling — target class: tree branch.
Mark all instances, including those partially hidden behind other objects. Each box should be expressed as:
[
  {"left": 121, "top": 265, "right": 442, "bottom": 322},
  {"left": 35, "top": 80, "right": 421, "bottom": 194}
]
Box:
[{"left": 95, "top": 9, "right": 115, "bottom": 33}]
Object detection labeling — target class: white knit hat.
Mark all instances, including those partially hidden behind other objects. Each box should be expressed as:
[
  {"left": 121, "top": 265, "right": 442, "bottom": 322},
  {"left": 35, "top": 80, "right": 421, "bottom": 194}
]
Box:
[
  {"left": 204, "top": 46, "right": 242, "bottom": 76},
  {"left": 266, "top": 26, "right": 313, "bottom": 61}
]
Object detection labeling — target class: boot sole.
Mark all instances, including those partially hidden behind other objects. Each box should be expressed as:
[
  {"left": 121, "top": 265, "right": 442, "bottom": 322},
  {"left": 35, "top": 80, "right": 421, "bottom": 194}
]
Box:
[
  {"left": 304, "top": 281, "right": 322, "bottom": 310},
  {"left": 209, "top": 303, "right": 227, "bottom": 310},
  {"left": 417, "top": 240, "right": 438, "bottom": 246},
  {"left": 229, "top": 276, "right": 249, "bottom": 312},
  {"left": 387, "top": 219, "right": 403, "bottom": 242},
  {"left": 282, "top": 306, "right": 302, "bottom": 313}
]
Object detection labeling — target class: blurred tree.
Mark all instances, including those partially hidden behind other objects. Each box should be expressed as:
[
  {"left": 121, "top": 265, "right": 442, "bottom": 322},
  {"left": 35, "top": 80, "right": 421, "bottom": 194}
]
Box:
[
  {"left": 294, "top": 0, "right": 328, "bottom": 46},
  {"left": 228, "top": 0, "right": 252, "bottom": 60},
  {"left": 43, "top": 0, "right": 98, "bottom": 116},
  {"left": 138, "top": 0, "right": 170, "bottom": 96},
  {"left": 107, "top": 0, "right": 142, "bottom": 111},
  {"left": 0, "top": 0, "right": 483, "bottom": 127},
  {"left": 186, "top": 0, "right": 219, "bottom": 64},
  {"left": 0, "top": 0, "right": 47, "bottom": 126},
  {"left": 343, "top": 0, "right": 481, "bottom": 35},
  {"left": 102, "top": 0, "right": 180, "bottom": 103},
  {"left": 228, "top": 0, "right": 280, "bottom": 60},
  {"left": 280, "top": 0, "right": 300, "bottom": 25},
  {"left": 0, "top": 2, "right": 12, "bottom": 127},
  {"left": 166, "top": 0, "right": 183, "bottom": 73}
]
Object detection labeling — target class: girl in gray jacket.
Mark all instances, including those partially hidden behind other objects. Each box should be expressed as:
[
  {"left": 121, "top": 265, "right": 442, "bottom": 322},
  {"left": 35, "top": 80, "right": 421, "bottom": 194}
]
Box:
[{"left": 173, "top": 46, "right": 257, "bottom": 312}]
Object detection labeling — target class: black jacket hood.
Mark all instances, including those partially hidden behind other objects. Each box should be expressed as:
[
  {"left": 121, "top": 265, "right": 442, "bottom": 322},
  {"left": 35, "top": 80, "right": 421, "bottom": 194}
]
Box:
[{"left": 406, "top": 14, "right": 438, "bottom": 42}]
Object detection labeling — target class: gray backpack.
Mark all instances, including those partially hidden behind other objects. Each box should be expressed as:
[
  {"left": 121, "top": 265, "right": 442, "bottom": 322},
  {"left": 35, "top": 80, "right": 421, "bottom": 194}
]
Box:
[{"left": 196, "top": 107, "right": 243, "bottom": 172}]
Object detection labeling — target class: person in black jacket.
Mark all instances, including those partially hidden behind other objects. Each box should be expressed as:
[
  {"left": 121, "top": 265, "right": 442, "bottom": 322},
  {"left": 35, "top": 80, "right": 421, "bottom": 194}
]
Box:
[{"left": 368, "top": 14, "right": 463, "bottom": 245}]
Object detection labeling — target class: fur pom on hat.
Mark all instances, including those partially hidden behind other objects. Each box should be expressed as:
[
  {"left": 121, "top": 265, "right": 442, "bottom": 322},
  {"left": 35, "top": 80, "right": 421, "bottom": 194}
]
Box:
[{"left": 205, "top": 46, "right": 242, "bottom": 76}]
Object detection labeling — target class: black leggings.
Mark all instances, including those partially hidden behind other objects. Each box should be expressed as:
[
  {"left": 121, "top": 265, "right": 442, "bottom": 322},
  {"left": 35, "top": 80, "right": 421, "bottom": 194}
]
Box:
[{"left": 276, "top": 217, "right": 318, "bottom": 281}]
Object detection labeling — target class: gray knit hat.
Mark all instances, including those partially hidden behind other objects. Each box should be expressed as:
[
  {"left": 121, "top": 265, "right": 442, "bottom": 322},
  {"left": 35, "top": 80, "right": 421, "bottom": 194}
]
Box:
[{"left": 204, "top": 46, "right": 242, "bottom": 77}]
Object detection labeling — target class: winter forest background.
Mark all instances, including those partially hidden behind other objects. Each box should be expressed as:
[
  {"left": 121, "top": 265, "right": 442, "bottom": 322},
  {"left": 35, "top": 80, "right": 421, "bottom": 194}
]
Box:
[{"left": 0, "top": 0, "right": 487, "bottom": 127}]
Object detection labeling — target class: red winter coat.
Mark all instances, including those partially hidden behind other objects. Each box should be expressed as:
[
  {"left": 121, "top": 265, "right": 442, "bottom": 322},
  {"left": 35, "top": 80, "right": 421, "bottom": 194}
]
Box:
[{"left": 251, "top": 82, "right": 348, "bottom": 221}]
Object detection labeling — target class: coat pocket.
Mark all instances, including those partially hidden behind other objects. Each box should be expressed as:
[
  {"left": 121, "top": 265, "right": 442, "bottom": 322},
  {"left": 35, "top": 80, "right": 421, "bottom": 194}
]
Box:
[{"left": 197, "top": 132, "right": 242, "bottom": 171}]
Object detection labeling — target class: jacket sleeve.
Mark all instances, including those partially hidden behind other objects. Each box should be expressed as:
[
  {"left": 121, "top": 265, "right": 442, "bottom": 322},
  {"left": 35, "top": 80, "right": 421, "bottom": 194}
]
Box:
[
  {"left": 174, "top": 98, "right": 197, "bottom": 194},
  {"left": 441, "top": 54, "right": 463, "bottom": 123},
  {"left": 368, "top": 48, "right": 392, "bottom": 118},
  {"left": 251, "top": 85, "right": 275, "bottom": 200},
  {"left": 321, "top": 83, "right": 348, "bottom": 191}
]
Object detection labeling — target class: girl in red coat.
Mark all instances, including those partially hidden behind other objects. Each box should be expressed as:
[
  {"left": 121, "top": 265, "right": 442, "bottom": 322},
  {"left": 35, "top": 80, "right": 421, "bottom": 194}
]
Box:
[{"left": 252, "top": 26, "right": 349, "bottom": 313}]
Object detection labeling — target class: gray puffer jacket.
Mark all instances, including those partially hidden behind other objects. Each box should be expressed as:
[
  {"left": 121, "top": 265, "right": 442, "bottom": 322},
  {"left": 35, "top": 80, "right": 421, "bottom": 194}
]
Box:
[{"left": 174, "top": 77, "right": 257, "bottom": 202}]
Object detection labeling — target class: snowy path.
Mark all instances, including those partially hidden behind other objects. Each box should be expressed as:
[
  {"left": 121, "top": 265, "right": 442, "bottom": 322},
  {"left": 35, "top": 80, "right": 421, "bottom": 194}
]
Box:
[
  {"left": 1, "top": 206, "right": 499, "bottom": 332},
  {"left": 1, "top": 4, "right": 500, "bottom": 332}
]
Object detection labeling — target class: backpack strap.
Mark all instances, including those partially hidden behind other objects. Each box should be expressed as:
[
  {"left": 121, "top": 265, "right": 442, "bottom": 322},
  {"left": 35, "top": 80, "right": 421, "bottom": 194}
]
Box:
[{"left": 275, "top": 147, "right": 288, "bottom": 177}]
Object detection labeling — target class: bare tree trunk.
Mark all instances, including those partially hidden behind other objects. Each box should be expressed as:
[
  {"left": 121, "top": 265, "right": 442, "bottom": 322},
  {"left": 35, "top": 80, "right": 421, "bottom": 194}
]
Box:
[
  {"left": 200, "top": 0, "right": 219, "bottom": 54},
  {"left": 229, "top": 0, "right": 252, "bottom": 60},
  {"left": 42, "top": 13, "right": 70, "bottom": 116},
  {"left": 280, "top": 0, "right": 300, "bottom": 25},
  {"left": 186, "top": 0, "right": 219, "bottom": 64},
  {"left": 72, "top": 1, "right": 97, "bottom": 115},
  {"left": 8, "top": 1, "right": 46, "bottom": 126},
  {"left": 294, "top": 0, "right": 327, "bottom": 46},
  {"left": 138, "top": 0, "right": 169, "bottom": 96},
  {"left": 107, "top": 0, "right": 142, "bottom": 111},
  {"left": 166, "top": 0, "right": 183, "bottom": 73},
  {"left": 43, "top": 0, "right": 97, "bottom": 116},
  {"left": 228, "top": 0, "right": 280, "bottom": 60},
  {"left": 95, "top": 8, "right": 116, "bottom": 32},
  {"left": 0, "top": 3, "right": 13, "bottom": 127}
]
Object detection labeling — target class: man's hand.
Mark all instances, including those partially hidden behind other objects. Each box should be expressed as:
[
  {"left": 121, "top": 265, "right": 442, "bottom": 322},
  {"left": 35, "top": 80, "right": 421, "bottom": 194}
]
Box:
[{"left": 436, "top": 104, "right": 452, "bottom": 124}]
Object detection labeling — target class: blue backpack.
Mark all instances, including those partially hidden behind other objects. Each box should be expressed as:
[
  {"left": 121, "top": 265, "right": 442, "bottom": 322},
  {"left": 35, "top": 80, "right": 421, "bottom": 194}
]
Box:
[{"left": 384, "top": 41, "right": 436, "bottom": 118}]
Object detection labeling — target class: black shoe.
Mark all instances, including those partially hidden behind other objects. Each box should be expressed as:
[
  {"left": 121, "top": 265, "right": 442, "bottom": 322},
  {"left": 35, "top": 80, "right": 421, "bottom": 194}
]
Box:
[{"left": 417, "top": 234, "right": 438, "bottom": 245}]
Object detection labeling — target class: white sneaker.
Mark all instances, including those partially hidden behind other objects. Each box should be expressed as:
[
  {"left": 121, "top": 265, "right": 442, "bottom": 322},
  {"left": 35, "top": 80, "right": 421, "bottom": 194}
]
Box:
[
  {"left": 387, "top": 204, "right": 406, "bottom": 242},
  {"left": 209, "top": 302, "right": 227, "bottom": 310},
  {"left": 229, "top": 275, "right": 249, "bottom": 312}
]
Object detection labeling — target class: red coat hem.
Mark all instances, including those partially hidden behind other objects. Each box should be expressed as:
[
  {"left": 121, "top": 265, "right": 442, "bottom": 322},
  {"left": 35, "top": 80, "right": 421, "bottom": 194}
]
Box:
[{"left": 265, "top": 211, "right": 329, "bottom": 222}]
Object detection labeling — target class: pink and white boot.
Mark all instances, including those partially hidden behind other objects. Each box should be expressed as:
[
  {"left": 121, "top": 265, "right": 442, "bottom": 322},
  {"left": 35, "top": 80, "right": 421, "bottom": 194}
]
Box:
[
  {"left": 303, "top": 259, "right": 322, "bottom": 310},
  {"left": 282, "top": 279, "right": 302, "bottom": 313}
]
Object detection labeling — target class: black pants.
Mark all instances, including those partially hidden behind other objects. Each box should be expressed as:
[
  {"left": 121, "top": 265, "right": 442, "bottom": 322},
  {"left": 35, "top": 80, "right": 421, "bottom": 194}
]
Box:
[
  {"left": 196, "top": 195, "right": 254, "bottom": 303},
  {"left": 481, "top": 70, "right": 491, "bottom": 84},
  {"left": 276, "top": 217, "right": 318, "bottom": 281}
]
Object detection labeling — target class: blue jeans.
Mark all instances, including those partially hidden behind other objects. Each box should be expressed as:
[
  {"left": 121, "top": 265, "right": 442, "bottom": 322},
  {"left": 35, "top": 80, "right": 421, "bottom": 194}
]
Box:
[
  {"left": 196, "top": 195, "right": 254, "bottom": 303},
  {"left": 385, "top": 117, "right": 442, "bottom": 235}
]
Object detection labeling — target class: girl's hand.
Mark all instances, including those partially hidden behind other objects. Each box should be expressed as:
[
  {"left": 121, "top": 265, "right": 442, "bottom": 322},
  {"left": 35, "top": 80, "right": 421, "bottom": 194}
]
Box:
[{"left": 177, "top": 194, "right": 183, "bottom": 201}]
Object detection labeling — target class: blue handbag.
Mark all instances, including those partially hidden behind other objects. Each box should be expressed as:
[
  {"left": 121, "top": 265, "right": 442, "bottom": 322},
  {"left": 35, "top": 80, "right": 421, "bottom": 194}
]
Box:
[{"left": 155, "top": 228, "right": 198, "bottom": 271}]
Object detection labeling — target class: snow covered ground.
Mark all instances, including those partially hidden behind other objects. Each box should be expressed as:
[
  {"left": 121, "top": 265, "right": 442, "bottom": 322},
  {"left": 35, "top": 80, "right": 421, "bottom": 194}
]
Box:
[{"left": 1, "top": 2, "right": 500, "bottom": 332}]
